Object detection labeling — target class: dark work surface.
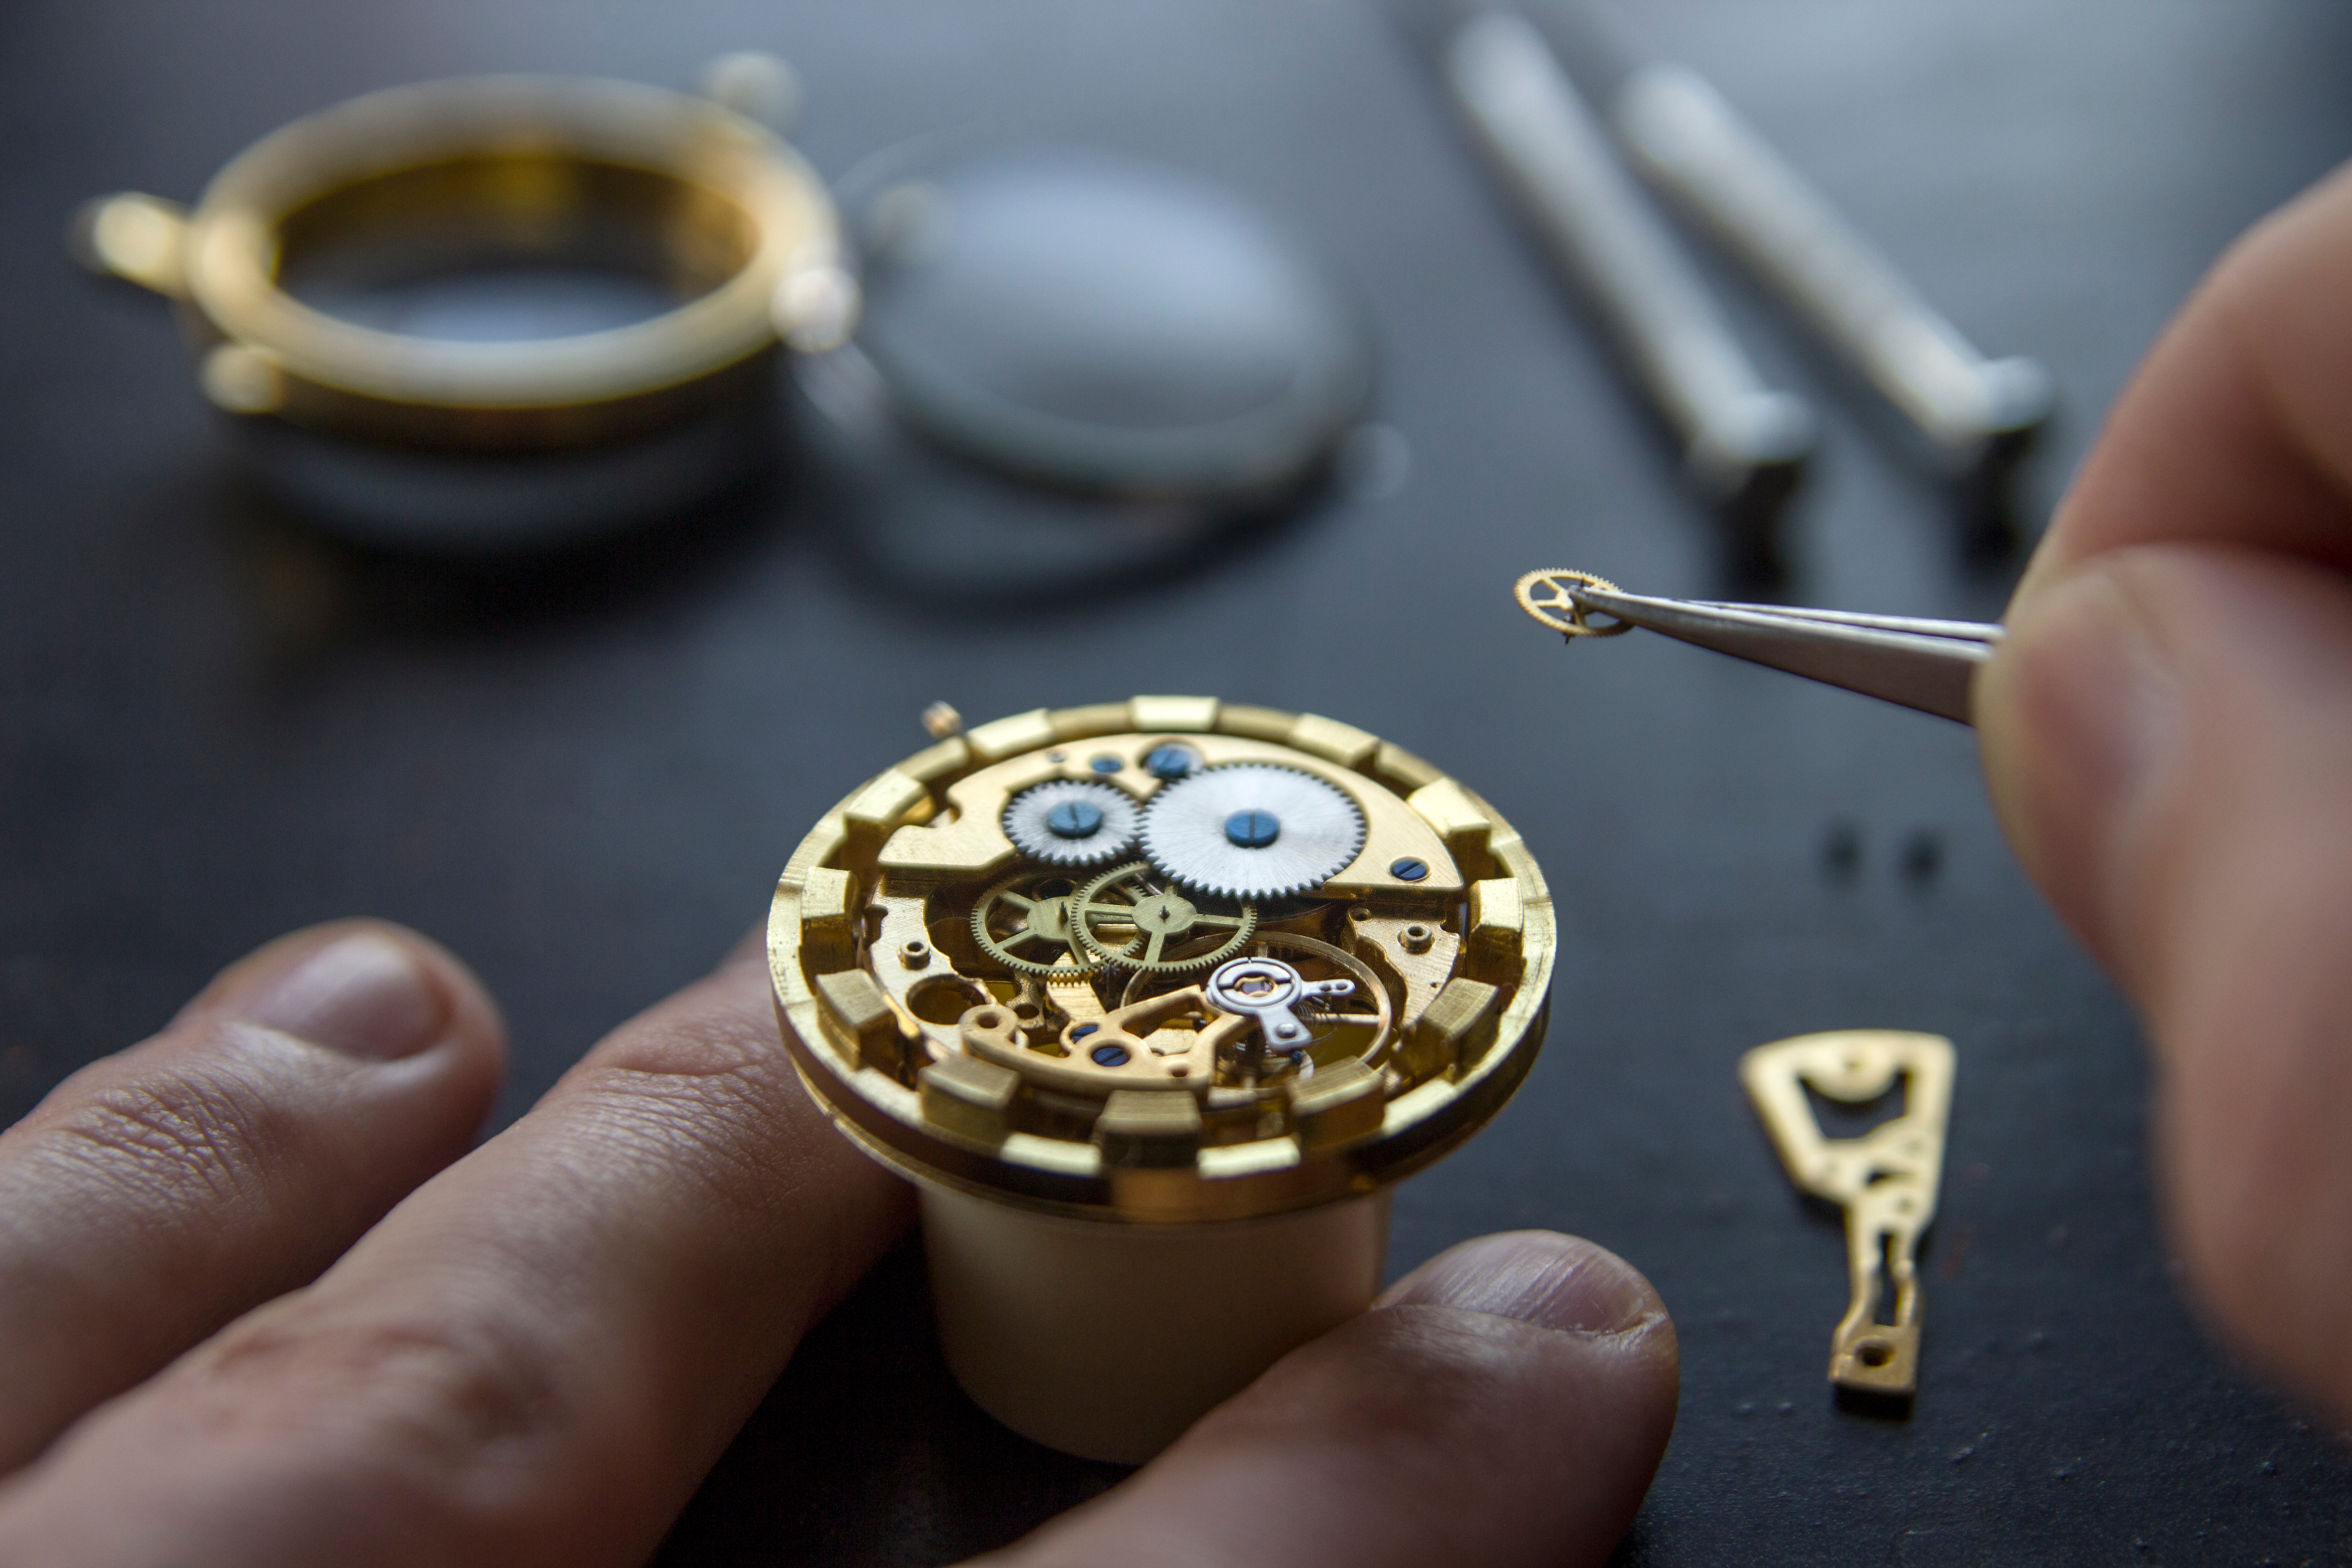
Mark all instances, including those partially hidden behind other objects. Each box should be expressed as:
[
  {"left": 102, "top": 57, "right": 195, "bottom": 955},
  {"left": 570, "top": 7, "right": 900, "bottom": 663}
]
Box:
[{"left": 5, "top": 0, "right": 2352, "bottom": 1562}]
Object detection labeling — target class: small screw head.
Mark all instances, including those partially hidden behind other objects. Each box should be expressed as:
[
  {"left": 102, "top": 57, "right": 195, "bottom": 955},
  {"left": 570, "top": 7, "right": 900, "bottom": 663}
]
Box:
[
  {"left": 1046, "top": 799, "right": 1104, "bottom": 839},
  {"left": 1390, "top": 857, "right": 1429, "bottom": 882},
  {"left": 1089, "top": 1042, "right": 1131, "bottom": 1067},
  {"left": 1143, "top": 744, "right": 1196, "bottom": 780},
  {"left": 1088, "top": 753, "right": 1124, "bottom": 774},
  {"left": 1225, "top": 808, "right": 1281, "bottom": 848}
]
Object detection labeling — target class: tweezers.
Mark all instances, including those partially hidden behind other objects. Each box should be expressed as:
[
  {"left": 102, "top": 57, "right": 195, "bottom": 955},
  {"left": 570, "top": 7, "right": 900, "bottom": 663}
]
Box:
[{"left": 1519, "top": 571, "right": 2004, "bottom": 725}]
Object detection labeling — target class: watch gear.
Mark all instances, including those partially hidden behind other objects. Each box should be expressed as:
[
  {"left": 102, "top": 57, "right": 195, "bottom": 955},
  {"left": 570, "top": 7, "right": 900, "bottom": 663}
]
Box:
[
  {"left": 1071, "top": 861, "right": 1257, "bottom": 974},
  {"left": 1002, "top": 779, "right": 1140, "bottom": 866},
  {"left": 970, "top": 871, "right": 1100, "bottom": 978},
  {"left": 1138, "top": 764, "right": 1365, "bottom": 899}
]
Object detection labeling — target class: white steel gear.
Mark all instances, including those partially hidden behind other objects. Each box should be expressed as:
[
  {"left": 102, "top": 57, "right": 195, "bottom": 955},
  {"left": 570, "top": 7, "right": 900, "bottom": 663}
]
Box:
[
  {"left": 1138, "top": 764, "right": 1365, "bottom": 899},
  {"left": 1002, "top": 779, "right": 1140, "bottom": 866}
]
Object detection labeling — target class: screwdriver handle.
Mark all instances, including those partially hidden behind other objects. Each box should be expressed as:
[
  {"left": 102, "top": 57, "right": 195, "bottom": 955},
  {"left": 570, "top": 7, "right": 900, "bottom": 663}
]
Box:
[
  {"left": 1612, "top": 62, "right": 2053, "bottom": 468},
  {"left": 1443, "top": 12, "right": 1816, "bottom": 506}
]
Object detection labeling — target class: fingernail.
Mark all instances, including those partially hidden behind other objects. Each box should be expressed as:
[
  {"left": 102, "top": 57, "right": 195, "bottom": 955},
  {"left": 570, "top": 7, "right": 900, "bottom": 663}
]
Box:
[
  {"left": 1979, "top": 559, "right": 2183, "bottom": 962},
  {"left": 1380, "top": 1232, "right": 1661, "bottom": 1336},
  {"left": 228, "top": 930, "right": 451, "bottom": 1061}
]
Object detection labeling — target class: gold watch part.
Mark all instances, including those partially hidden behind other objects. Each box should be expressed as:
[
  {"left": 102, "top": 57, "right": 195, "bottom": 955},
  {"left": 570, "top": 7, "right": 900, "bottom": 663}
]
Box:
[
  {"left": 768, "top": 697, "right": 1555, "bottom": 1225},
  {"left": 72, "top": 66, "right": 852, "bottom": 451},
  {"left": 1742, "top": 1029, "right": 1955, "bottom": 1399}
]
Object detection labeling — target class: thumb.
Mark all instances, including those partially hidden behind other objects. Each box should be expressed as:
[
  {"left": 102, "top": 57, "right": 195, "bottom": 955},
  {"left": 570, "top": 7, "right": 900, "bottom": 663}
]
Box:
[
  {"left": 1977, "top": 541, "right": 2352, "bottom": 1414},
  {"left": 971, "top": 1232, "right": 1677, "bottom": 1568}
]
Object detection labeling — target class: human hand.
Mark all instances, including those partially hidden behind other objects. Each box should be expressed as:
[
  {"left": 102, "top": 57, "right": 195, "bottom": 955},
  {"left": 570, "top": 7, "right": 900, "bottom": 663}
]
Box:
[
  {"left": 0, "top": 918, "right": 1677, "bottom": 1565},
  {"left": 1976, "top": 162, "right": 2352, "bottom": 1421}
]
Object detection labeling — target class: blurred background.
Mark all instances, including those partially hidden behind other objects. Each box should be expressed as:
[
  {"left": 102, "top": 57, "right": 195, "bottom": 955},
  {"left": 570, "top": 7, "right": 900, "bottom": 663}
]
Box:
[{"left": 6, "top": 0, "right": 2352, "bottom": 1562}]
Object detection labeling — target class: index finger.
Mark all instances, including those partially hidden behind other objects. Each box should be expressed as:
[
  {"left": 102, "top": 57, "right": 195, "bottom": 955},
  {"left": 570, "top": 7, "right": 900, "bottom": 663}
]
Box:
[
  {"left": 0, "top": 940, "right": 911, "bottom": 1567},
  {"left": 2021, "top": 159, "right": 2352, "bottom": 600}
]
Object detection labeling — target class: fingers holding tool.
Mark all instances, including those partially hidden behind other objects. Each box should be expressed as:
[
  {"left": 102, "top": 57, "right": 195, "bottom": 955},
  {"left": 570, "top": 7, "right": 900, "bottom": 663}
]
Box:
[{"left": 1975, "top": 162, "right": 2352, "bottom": 1418}]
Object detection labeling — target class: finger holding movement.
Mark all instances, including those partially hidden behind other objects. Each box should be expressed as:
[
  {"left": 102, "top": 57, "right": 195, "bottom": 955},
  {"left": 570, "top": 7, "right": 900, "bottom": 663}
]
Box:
[
  {"left": 0, "top": 920, "right": 504, "bottom": 1473},
  {"left": 977, "top": 1231, "right": 1679, "bottom": 1568},
  {"left": 0, "top": 936, "right": 912, "bottom": 1567}
]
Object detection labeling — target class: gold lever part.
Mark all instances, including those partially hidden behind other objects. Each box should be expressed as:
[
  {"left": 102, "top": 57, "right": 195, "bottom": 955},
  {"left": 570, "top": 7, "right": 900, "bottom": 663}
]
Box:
[{"left": 1740, "top": 1029, "right": 1954, "bottom": 1396}]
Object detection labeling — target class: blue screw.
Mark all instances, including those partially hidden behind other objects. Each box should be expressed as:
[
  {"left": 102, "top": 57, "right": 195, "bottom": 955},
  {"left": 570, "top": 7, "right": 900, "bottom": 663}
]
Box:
[
  {"left": 1144, "top": 745, "right": 1195, "bottom": 780},
  {"left": 1046, "top": 799, "right": 1104, "bottom": 839},
  {"left": 1090, "top": 1042, "right": 1131, "bottom": 1067},
  {"left": 1071, "top": 1024, "right": 1099, "bottom": 1040},
  {"left": 1090, "top": 754, "right": 1124, "bottom": 773},
  {"left": 1390, "top": 856, "right": 1429, "bottom": 881},
  {"left": 1225, "top": 808, "right": 1281, "bottom": 848}
]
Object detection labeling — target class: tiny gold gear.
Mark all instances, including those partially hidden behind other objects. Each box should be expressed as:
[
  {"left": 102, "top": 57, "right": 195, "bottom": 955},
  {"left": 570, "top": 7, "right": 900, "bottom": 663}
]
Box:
[
  {"left": 971, "top": 872, "right": 1101, "bottom": 979},
  {"left": 1071, "top": 861, "right": 1258, "bottom": 975},
  {"left": 1514, "top": 568, "right": 1636, "bottom": 639}
]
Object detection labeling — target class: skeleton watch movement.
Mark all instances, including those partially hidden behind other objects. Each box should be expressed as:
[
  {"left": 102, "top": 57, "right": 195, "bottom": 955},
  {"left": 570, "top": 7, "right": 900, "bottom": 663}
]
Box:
[{"left": 767, "top": 697, "right": 1554, "bottom": 1460}]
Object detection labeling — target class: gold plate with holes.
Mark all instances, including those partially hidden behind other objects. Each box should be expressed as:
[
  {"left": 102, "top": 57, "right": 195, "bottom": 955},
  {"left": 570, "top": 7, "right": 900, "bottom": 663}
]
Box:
[{"left": 1741, "top": 1029, "right": 1955, "bottom": 1396}]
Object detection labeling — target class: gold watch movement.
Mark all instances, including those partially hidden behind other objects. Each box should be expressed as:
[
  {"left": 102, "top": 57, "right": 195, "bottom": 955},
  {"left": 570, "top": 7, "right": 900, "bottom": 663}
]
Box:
[{"left": 766, "top": 697, "right": 1555, "bottom": 1461}]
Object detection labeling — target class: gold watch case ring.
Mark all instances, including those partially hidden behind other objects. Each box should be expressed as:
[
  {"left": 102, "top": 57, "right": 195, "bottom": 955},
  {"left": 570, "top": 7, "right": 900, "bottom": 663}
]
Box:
[{"left": 73, "top": 72, "right": 855, "bottom": 450}]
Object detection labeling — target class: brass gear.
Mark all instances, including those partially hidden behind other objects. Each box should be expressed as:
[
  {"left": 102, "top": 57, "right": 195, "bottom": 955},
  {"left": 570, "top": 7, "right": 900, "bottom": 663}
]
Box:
[
  {"left": 1071, "top": 861, "right": 1257, "bottom": 975},
  {"left": 1514, "top": 568, "right": 1635, "bottom": 639},
  {"left": 970, "top": 871, "right": 1100, "bottom": 979}
]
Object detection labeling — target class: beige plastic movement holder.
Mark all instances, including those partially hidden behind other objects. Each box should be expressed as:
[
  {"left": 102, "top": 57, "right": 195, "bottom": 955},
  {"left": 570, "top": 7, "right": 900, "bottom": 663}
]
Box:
[{"left": 768, "top": 698, "right": 1555, "bottom": 1461}]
